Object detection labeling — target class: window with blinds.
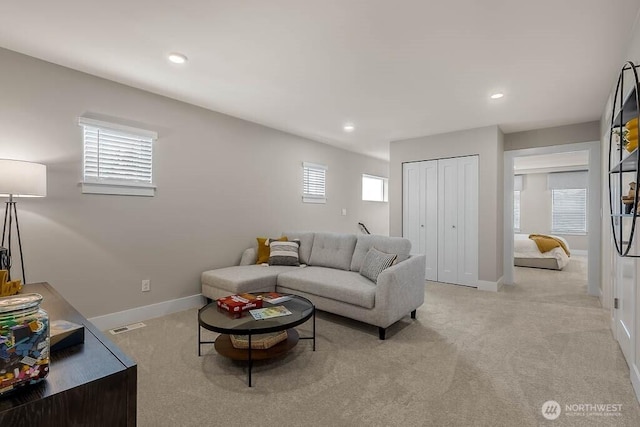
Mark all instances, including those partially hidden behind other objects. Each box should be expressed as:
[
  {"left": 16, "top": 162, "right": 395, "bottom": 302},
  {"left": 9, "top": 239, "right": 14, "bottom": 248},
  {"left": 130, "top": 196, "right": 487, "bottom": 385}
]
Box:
[
  {"left": 513, "top": 190, "right": 521, "bottom": 232},
  {"left": 303, "top": 162, "right": 327, "bottom": 203},
  {"left": 79, "top": 117, "right": 157, "bottom": 196},
  {"left": 552, "top": 189, "right": 587, "bottom": 234}
]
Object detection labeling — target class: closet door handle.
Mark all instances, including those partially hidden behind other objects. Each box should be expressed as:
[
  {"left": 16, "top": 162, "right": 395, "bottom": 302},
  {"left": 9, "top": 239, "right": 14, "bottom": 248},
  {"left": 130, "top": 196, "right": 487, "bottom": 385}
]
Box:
[
  {"left": 452, "top": 225, "right": 456, "bottom": 229},
  {"left": 421, "top": 225, "right": 424, "bottom": 228}
]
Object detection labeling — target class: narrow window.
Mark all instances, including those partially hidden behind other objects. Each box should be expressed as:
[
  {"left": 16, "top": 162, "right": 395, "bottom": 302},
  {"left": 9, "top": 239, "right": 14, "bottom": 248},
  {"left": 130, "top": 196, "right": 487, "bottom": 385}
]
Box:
[{"left": 303, "top": 162, "right": 327, "bottom": 203}]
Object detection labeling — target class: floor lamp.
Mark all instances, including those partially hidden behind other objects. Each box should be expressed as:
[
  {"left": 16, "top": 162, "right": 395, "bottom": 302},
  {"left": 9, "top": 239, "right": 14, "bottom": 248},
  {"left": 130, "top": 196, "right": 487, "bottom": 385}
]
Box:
[{"left": 0, "top": 159, "right": 47, "bottom": 284}]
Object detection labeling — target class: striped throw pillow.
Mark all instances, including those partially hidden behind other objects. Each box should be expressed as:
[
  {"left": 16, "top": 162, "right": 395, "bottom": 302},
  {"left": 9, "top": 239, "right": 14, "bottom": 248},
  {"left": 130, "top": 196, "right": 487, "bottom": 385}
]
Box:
[
  {"left": 269, "top": 240, "right": 300, "bottom": 266},
  {"left": 359, "top": 247, "right": 397, "bottom": 283}
]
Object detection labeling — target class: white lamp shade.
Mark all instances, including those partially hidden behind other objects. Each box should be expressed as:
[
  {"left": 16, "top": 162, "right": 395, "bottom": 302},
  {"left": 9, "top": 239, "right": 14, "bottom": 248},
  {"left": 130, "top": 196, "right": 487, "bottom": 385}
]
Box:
[{"left": 0, "top": 159, "right": 47, "bottom": 197}]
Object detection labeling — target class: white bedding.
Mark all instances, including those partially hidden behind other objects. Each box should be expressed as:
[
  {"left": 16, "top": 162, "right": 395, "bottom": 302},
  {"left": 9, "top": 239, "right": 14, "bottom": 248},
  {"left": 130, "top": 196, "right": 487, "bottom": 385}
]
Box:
[{"left": 514, "top": 234, "right": 570, "bottom": 269}]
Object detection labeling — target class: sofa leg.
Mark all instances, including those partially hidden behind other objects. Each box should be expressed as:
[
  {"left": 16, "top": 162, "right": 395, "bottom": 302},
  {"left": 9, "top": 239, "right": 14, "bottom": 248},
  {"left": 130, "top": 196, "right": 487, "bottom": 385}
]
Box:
[
  {"left": 206, "top": 297, "right": 213, "bottom": 304},
  {"left": 378, "top": 327, "right": 386, "bottom": 340},
  {"left": 411, "top": 310, "right": 417, "bottom": 319}
]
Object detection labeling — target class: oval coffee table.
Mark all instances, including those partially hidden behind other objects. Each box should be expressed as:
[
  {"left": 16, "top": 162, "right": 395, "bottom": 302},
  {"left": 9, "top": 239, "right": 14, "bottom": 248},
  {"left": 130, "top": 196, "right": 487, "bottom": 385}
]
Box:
[{"left": 198, "top": 294, "right": 315, "bottom": 386}]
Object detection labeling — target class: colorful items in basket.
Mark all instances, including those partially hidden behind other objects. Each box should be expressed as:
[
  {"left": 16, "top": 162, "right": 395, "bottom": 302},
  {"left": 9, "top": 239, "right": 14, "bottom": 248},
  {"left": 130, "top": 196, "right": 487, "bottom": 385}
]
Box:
[
  {"left": 216, "top": 293, "right": 263, "bottom": 317},
  {"left": 0, "top": 270, "right": 22, "bottom": 297},
  {"left": 0, "top": 293, "right": 50, "bottom": 396}
]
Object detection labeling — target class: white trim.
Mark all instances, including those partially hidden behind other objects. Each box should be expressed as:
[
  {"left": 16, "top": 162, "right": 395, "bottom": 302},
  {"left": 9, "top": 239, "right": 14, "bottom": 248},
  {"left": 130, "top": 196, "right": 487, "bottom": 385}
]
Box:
[
  {"left": 632, "top": 363, "right": 640, "bottom": 404},
  {"left": 78, "top": 116, "right": 158, "bottom": 139},
  {"left": 515, "top": 165, "right": 588, "bottom": 175},
  {"left": 81, "top": 181, "right": 156, "bottom": 197},
  {"left": 503, "top": 141, "right": 601, "bottom": 297},
  {"left": 477, "top": 277, "right": 503, "bottom": 292},
  {"left": 88, "top": 294, "right": 204, "bottom": 331},
  {"left": 302, "top": 161, "right": 327, "bottom": 171}
]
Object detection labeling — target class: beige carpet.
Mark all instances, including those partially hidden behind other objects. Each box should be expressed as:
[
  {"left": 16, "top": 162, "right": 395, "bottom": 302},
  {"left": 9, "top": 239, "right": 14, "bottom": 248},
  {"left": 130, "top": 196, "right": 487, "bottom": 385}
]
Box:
[{"left": 110, "top": 257, "right": 640, "bottom": 426}]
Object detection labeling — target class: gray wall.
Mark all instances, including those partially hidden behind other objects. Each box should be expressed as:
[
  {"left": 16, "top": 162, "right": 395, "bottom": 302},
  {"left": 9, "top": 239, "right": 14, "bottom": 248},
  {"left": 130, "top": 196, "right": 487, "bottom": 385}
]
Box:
[
  {"left": 518, "top": 173, "right": 588, "bottom": 251},
  {"left": 389, "top": 126, "right": 504, "bottom": 283},
  {"left": 0, "top": 48, "right": 389, "bottom": 318},
  {"left": 505, "top": 121, "right": 601, "bottom": 151}
]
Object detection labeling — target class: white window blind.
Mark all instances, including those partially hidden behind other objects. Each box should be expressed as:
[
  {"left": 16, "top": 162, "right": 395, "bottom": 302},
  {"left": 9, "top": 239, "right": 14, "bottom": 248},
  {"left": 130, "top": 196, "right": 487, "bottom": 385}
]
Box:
[
  {"left": 79, "top": 117, "right": 157, "bottom": 196},
  {"left": 514, "top": 190, "right": 521, "bottom": 231},
  {"left": 303, "top": 162, "right": 327, "bottom": 203},
  {"left": 552, "top": 188, "right": 587, "bottom": 234},
  {"left": 362, "top": 174, "right": 388, "bottom": 202}
]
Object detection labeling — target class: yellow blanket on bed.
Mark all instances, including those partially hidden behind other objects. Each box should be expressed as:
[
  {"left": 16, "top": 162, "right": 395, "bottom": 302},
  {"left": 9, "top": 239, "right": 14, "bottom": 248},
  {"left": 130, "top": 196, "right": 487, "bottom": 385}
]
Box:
[{"left": 528, "top": 234, "right": 571, "bottom": 257}]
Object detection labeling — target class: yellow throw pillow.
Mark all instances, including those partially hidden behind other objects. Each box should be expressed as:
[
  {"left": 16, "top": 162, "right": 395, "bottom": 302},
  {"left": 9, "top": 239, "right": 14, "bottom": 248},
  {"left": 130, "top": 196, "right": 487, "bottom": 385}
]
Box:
[
  {"left": 626, "top": 117, "right": 638, "bottom": 130},
  {"left": 256, "top": 236, "right": 287, "bottom": 264}
]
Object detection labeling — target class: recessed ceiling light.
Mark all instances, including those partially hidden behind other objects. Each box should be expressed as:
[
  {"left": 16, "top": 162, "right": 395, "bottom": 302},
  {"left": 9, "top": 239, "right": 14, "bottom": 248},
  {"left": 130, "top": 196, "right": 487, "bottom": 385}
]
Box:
[
  {"left": 343, "top": 123, "right": 355, "bottom": 132},
  {"left": 168, "top": 53, "right": 188, "bottom": 64},
  {"left": 490, "top": 93, "right": 504, "bottom": 99}
]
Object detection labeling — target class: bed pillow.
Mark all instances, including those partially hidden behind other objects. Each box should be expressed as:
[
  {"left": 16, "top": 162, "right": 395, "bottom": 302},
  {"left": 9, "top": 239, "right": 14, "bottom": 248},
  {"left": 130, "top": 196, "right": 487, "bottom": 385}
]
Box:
[
  {"left": 256, "top": 236, "right": 287, "bottom": 264},
  {"left": 269, "top": 240, "right": 300, "bottom": 266},
  {"left": 359, "top": 247, "right": 397, "bottom": 283}
]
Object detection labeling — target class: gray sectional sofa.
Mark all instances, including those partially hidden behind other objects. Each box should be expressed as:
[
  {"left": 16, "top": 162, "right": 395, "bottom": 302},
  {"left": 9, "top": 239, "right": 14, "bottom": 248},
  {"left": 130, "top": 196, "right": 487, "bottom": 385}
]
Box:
[{"left": 201, "top": 232, "right": 426, "bottom": 339}]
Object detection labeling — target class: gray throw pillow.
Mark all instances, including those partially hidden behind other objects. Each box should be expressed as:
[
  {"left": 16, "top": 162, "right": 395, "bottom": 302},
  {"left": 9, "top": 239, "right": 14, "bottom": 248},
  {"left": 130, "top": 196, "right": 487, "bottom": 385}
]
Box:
[
  {"left": 359, "top": 247, "right": 397, "bottom": 283},
  {"left": 269, "top": 240, "right": 300, "bottom": 266}
]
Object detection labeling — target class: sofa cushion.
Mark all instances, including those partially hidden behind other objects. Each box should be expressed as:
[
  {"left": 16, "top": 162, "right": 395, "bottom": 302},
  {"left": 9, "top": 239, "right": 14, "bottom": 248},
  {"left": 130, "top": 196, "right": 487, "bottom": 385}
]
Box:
[
  {"left": 308, "top": 232, "right": 357, "bottom": 271},
  {"left": 201, "top": 265, "right": 298, "bottom": 294},
  {"left": 359, "top": 247, "right": 397, "bottom": 283},
  {"left": 350, "top": 235, "right": 412, "bottom": 272},
  {"left": 256, "top": 236, "right": 287, "bottom": 264},
  {"left": 281, "top": 231, "right": 314, "bottom": 264},
  {"left": 277, "top": 267, "right": 376, "bottom": 309},
  {"left": 269, "top": 240, "right": 300, "bottom": 266}
]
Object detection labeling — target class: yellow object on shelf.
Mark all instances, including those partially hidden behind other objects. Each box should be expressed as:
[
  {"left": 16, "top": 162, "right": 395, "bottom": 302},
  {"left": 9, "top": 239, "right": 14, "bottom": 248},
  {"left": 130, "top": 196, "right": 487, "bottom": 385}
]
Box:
[
  {"left": 626, "top": 138, "right": 638, "bottom": 153},
  {"left": 0, "top": 270, "right": 22, "bottom": 297},
  {"left": 627, "top": 117, "right": 639, "bottom": 130}
]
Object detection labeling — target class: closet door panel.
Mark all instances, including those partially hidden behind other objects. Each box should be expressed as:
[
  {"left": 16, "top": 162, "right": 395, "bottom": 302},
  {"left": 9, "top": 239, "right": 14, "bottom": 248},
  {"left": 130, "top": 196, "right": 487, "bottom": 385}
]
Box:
[
  {"left": 438, "top": 158, "right": 458, "bottom": 284},
  {"left": 423, "top": 161, "right": 439, "bottom": 281},
  {"left": 457, "top": 156, "right": 479, "bottom": 285},
  {"left": 403, "top": 163, "right": 422, "bottom": 258}
]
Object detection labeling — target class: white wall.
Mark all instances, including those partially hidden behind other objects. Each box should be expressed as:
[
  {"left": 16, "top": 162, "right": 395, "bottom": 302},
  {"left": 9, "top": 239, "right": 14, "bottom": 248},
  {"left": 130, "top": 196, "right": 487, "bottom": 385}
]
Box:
[
  {"left": 389, "top": 125, "right": 504, "bottom": 284},
  {"left": 518, "top": 173, "right": 588, "bottom": 251},
  {"left": 0, "top": 48, "right": 389, "bottom": 318},
  {"left": 505, "top": 121, "right": 600, "bottom": 151}
]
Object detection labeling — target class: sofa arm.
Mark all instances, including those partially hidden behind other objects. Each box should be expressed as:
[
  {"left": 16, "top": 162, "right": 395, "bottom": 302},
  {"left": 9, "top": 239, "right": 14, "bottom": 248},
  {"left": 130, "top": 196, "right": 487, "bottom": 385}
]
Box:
[
  {"left": 374, "top": 254, "right": 426, "bottom": 326},
  {"left": 239, "top": 247, "right": 257, "bottom": 265}
]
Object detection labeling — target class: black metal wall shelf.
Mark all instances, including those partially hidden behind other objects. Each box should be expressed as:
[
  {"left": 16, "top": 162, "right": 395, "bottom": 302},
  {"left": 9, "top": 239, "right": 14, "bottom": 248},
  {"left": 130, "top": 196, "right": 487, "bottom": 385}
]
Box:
[{"left": 609, "top": 61, "right": 640, "bottom": 257}]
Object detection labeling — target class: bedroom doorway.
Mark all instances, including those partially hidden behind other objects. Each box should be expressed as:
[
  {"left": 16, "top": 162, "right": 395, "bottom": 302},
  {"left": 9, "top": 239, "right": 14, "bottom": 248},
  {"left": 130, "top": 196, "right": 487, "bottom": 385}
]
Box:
[{"left": 503, "top": 141, "right": 601, "bottom": 297}]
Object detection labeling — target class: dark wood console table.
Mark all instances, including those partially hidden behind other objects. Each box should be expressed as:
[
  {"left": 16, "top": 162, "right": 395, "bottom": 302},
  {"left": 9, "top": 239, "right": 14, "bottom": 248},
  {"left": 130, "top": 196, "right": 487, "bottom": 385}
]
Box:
[{"left": 0, "top": 282, "right": 137, "bottom": 426}]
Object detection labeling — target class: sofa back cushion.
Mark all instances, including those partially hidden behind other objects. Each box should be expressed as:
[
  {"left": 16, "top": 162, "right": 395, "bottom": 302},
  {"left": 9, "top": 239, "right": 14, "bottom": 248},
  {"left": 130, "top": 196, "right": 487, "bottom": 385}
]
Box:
[
  {"left": 350, "top": 234, "right": 412, "bottom": 272},
  {"left": 309, "top": 232, "right": 357, "bottom": 271},
  {"left": 281, "top": 231, "right": 315, "bottom": 264}
]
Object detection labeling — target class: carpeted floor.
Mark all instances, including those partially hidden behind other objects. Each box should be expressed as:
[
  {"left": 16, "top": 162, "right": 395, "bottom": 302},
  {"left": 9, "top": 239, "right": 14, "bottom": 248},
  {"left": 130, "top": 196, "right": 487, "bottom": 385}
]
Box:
[{"left": 110, "top": 256, "right": 640, "bottom": 426}]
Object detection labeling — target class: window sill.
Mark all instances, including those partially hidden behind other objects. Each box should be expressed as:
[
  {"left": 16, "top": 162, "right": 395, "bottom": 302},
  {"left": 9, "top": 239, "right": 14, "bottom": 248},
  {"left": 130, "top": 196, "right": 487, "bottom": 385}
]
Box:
[
  {"left": 81, "top": 181, "right": 156, "bottom": 197},
  {"left": 302, "top": 196, "right": 326, "bottom": 204},
  {"left": 550, "top": 231, "right": 587, "bottom": 236}
]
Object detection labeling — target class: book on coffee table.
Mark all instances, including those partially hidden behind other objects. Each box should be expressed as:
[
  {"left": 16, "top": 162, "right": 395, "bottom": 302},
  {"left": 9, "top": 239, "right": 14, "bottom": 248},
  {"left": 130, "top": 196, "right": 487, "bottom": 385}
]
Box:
[
  {"left": 249, "top": 305, "right": 292, "bottom": 320},
  {"left": 261, "top": 292, "right": 293, "bottom": 304}
]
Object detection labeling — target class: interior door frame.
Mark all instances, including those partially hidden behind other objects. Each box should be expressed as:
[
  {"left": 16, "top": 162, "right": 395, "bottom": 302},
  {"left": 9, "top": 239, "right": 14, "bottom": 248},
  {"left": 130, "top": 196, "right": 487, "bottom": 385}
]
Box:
[{"left": 503, "top": 141, "right": 601, "bottom": 296}]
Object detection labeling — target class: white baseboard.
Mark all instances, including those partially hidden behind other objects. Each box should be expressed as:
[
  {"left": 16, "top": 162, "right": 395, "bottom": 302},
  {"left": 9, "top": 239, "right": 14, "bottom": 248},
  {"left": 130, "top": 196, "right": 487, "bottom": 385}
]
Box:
[
  {"left": 88, "top": 294, "right": 204, "bottom": 331},
  {"left": 477, "top": 276, "right": 504, "bottom": 292}
]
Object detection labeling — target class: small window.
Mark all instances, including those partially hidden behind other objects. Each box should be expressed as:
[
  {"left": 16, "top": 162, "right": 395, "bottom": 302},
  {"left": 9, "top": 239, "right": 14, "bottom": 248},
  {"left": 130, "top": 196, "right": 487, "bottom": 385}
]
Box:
[
  {"left": 513, "top": 190, "right": 521, "bottom": 232},
  {"left": 362, "top": 174, "right": 388, "bottom": 202},
  {"left": 79, "top": 117, "right": 157, "bottom": 196},
  {"left": 551, "top": 188, "right": 587, "bottom": 234},
  {"left": 303, "top": 162, "right": 327, "bottom": 203}
]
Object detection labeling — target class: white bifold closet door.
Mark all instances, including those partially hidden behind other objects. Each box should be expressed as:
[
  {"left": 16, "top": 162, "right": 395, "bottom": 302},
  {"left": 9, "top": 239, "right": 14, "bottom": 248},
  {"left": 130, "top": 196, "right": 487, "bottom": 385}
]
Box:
[{"left": 403, "top": 156, "right": 478, "bottom": 286}]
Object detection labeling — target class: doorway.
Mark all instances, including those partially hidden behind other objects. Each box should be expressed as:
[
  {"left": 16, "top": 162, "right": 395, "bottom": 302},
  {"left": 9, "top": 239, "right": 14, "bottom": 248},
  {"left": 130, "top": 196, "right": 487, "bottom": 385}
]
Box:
[{"left": 503, "top": 141, "right": 601, "bottom": 296}]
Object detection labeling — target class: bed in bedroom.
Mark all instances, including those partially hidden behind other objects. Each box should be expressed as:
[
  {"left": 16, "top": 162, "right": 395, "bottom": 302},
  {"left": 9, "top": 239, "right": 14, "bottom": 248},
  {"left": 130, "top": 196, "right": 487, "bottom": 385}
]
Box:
[{"left": 514, "top": 234, "right": 571, "bottom": 270}]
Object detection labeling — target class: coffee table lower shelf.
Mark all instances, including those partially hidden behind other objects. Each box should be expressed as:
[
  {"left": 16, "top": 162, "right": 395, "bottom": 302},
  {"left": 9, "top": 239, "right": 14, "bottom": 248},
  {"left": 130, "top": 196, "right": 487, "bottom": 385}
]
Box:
[{"left": 214, "top": 328, "right": 299, "bottom": 360}]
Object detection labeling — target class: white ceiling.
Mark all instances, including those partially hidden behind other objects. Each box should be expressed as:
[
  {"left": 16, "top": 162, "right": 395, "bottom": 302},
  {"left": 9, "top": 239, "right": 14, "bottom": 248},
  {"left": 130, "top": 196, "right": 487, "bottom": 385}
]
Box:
[{"left": 1, "top": 1, "right": 639, "bottom": 160}]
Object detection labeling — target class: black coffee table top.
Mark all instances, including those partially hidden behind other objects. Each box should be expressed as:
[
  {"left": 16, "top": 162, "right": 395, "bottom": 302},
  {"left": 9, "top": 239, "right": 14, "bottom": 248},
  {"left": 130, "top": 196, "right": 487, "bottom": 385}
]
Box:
[{"left": 198, "top": 294, "right": 314, "bottom": 335}]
